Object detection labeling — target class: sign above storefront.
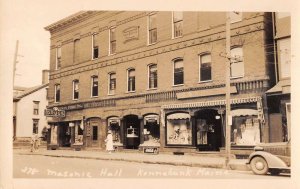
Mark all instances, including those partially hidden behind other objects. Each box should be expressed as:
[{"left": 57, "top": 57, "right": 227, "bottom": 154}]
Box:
[{"left": 44, "top": 107, "right": 66, "bottom": 118}]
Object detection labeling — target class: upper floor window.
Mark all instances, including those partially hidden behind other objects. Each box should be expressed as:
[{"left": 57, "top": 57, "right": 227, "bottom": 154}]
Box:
[
  {"left": 278, "top": 37, "right": 291, "bottom": 78},
  {"left": 148, "top": 14, "right": 157, "bottom": 44},
  {"left": 33, "top": 101, "right": 39, "bottom": 115},
  {"left": 230, "top": 12, "right": 242, "bottom": 23},
  {"left": 173, "top": 12, "right": 183, "bottom": 38},
  {"left": 92, "top": 33, "right": 99, "bottom": 59},
  {"left": 230, "top": 47, "right": 244, "bottom": 78},
  {"left": 173, "top": 58, "right": 184, "bottom": 85},
  {"left": 199, "top": 53, "right": 212, "bottom": 81},
  {"left": 73, "top": 80, "right": 79, "bottom": 100},
  {"left": 56, "top": 47, "right": 61, "bottom": 70},
  {"left": 109, "top": 28, "right": 116, "bottom": 55},
  {"left": 91, "top": 76, "right": 99, "bottom": 97},
  {"left": 54, "top": 84, "right": 60, "bottom": 103},
  {"left": 108, "top": 73, "right": 116, "bottom": 95},
  {"left": 127, "top": 69, "right": 135, "bottom": 92},
  {"left": 74, "top": 39, "right": 80, "bottom": 63},
  {"left": 148, "top": 64, "right": 157, "bottom": 89}
]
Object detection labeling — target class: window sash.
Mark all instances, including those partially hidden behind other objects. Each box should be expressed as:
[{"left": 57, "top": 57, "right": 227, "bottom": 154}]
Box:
[
  {"left": 149, "top": 70, "right": 157, "bottom": 88},
  {"left": 55, "top": 85, "right": 60, "bottom": 102},
  {"left": 149, "top": 29, "right": 157, "bottom": 44},
  {"left": 73, "top": 81, "right": 79, "bottom": 99},
  {"left": 174, "top": 68, "right": 184, "bottom": 85},
  {"left": 173, "top": 21, "right": 183, "bottom": 37},
  {"left": 128, "top": 76, "right": 135, "bottom": 91},
  {"left": 92, "top": 77, "right": 98, "bottom": 97},
  {"left": 110, "top": 41, "right": 116, "bottom": 54}
]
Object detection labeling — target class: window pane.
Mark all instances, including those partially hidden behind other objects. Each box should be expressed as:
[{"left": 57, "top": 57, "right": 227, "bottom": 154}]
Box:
[
  {"left": 92, "top": 77, "right": 98, "bottom": 97},
  {"left": 173, "top": 12, "right": 183, "bottom": 22},
  {"left": 149, "top": 65, "right": 158, "bottom": 88},
  {"left": 166, "top": 117, "right": 192, "bottom": 145},
  {"left": 73, "top": 81, "right": 79, "bottom": 99},
  {"left": 174, "top": 59, "right": 184, "bottom": 85},
  {"left": 230, "top": 47, "right": 244, "bottom": 77},
  {"left": 149, "top": 14, "right": 157, "bottom": 29},
  {"left": 55, "top": 85, "right": 60, "bottom": 102},
  {"left": 149, "top": 29, "right": 157, "bottom": 44},
  {"left": 109, "top": 73, "right": 116, "bottom": 94},
  {"left": 200, "top": 54, "right": 212, "bottom": 81},
  {"left": 174, "top": 21, "right": 183, "bottom": 37},
  {"left": 128, "top": 69, "right": 135, "bottom": 91},
  {"left": 92, "top": 126, "right": 98, "bottom": 140}
]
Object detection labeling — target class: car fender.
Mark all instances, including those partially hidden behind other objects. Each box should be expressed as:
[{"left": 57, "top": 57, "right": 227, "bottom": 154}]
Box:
[{"left": 248, "top": 151, "right": 288, "bottom": 169}]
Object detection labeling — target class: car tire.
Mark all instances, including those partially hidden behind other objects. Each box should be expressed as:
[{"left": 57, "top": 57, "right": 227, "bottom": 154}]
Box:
[{"left": 250, "top": 156, "right": 268, "bottom": 175}]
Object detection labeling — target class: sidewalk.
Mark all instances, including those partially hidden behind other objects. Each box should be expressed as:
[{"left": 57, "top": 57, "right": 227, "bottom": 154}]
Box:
[{"left": 14, "top": 148, "right": 250, "bottom": 171}]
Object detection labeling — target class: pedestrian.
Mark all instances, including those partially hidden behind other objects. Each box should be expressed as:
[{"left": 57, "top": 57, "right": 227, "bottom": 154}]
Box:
[
  {"left": 30, "top": 134, "right": 37, "bottom": 152},
  {"left": 105, "top": 130, "right": 114, "bottom": 154}
]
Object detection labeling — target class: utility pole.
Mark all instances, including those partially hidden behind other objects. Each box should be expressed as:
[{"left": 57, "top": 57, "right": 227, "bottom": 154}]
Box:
[
  {"left": 225, "top": 12, "right": 232, "bottom": 167},
  {"left": 13, "top": 40, "right": 19, "bottom": 86}
]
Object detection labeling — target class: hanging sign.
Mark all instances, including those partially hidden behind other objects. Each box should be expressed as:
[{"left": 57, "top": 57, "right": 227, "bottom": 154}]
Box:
[{"left": 44, "top": 107, "right": 66, "bottom": 118}]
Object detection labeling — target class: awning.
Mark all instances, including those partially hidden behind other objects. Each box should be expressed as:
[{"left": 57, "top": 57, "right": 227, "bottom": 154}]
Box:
[
  {"left": 167, "top": 113, "right": 191, "bottom": 120},
  {"left": 266, "top": 79, "right": 291, "bottom": 95},
  {"left": 108, "top": 117, "right": 120, "bottom": 126},
  {"left": 162, "top": 96, "right": 261, "bottom": 110},
  {"left": 144, "top": 114, "right": 159, "bottom": 125},
  {"left": 176, "top": 86, "right": 237, "bottom": 99},
  {"left": 231, "top": 109, "right": 258, "bottom": 117}
]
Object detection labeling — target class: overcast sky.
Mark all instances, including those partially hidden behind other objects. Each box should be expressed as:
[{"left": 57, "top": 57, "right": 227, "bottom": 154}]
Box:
[{"left": 0, "top": 0, "right": 296, "bottom": 88}]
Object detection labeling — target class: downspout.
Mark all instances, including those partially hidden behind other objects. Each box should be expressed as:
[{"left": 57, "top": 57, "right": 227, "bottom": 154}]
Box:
[{"left": 272, "top": 12, "right": 279, "bottom": 84}]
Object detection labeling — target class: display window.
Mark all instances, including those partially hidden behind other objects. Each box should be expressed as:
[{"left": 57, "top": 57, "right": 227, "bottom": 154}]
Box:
[
  {"left": 166, "top": 113, "right": 192, "bottom": 145},
  {"left": 108, "top": 117, "right": 121, "bottom": 144},
  {"left": 143, "top": 115, "right": 160, "bottom": 145}
]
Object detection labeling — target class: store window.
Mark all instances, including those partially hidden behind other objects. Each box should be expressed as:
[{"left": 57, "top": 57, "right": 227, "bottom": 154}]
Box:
[
  {"left": 91, "top": 76, "right": 98, "bottom": 97},
  {"left": 127, "top": 69, "right": 135, "bottom": 92},
  {"left": 166, "top": 113, "right": 192, "bottom": 145},
  {"left": 109, "top": 27, "right": 116, "bottom": 55},
  {"left": 148, "top": 14, "right": 157, "bottom": 44},
  {"left": 144, "top": 115, "right": 160, "bottom": 144},
  {"left": 71, "top": 121, "right": 83, "bottom": 145},
  {"left": 231, "top": 109, "right": 261, "bottom": 145},
  {"left": 173, "top": 11, "right": 183, "bottom": 38},
  {"left": 56, "top": 46, "right": 61, "bottom": 70},
  {"left": 230, "top": 47, "right": 244, "bottom": 78},
  {"left": 50, "top": 125, "right": 58, "bottom": 144},
  {"left": 74, "top": 39, "right": 80, "bottom": 63},
  {"left": 73, "top": 80, "right": 79, "bottom": 100},
  {"left": 92, "top": 33, "right": 99, "bottom": 59},
  {"left": 54, "top": 84, "right": 60, "bottom": 103},
  {"left": 278, "top": 38, "right": 291, "bottom": 79},
  {"left": 32, "top": 119, "right": 39, "bottom": 134},
  {"left": 199, "top": 53, "right": 212, "bottom": 81},
  {"left": 33, "top": 101, "right": 39, "bottom": 115},
  {"left": 108, "top": 117, "right": 121, "bottom": 144},
  {"left": 196, "top": 119, "right": 208, "bottom": 145},
  {"left": 173, "top": 58, "right": 184, "bottom": 85},
  {"left": 148, "top": 64, "right": 157, "bottom": 89},
  {"left": 108, "top": 73, "right": 116, "bottom": 95}
]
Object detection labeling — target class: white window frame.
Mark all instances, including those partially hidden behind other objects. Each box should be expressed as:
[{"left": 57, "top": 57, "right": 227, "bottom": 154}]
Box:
[
  {"left": 173, "top": 58, "right": 184, "bottom": 86},
  {"left": 91, "top": 76, "right": 99, "bottom": 98},
  {"left": 172, "top": 11, "right": 183, "bottom": 39},
  {"left": 91, "top": 33, "right": 99, "bottom": 60},
  {"left": 54, "top": 84, "right": 60, "bottom": 103},
  {"left": 199, "top": 53, "right": 213, "bottom": 83},
  {"left": 147, "top": 13, "right": 157, "bottom": 45},
  {"left": 230, "top": 47, "right": 245, "bottom": 79},
  {"left": 73, "top": 39, "right": 80, "bottom": 63},
  {"left": 72, "top": 80, "right": 79, "bottom": 100},
  {"left": 55, "top": 46, "right": 61, "bottom": 70},
  {"left": 127, "top": 68, "right": 136, "bottom": 93},
  {"left": 108, "top": 72, "right": 116, "bottom": 95},
  {"left": 109, "top": 27, "right": 116, "bottom": 55},
  {"left": 148, "top": 64, "right": 158, "bottom": 90}
]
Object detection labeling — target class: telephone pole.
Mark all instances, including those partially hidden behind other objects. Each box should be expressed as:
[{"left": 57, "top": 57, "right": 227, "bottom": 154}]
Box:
[
  {"left": 13, "top": 40, "right": 19, "bottom": 86},
  {"left": 225, "top": 12, "right": 232, "bottom": 167}
]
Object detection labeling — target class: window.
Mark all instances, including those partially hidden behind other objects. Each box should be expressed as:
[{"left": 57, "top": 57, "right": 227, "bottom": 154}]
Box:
[
  {"left": 278, "top": 38, "right": 291, "bottom": 79},
  {"left": 148, "top": 64, "right": 158, "bottom": 89},
  {"left": 92, "top": 33, "right": 99, "bottom": 59},
  {"left": 54, "top": 84, "right": 60, "bottom": 103},
  {"left": 73, "top": 80, "right": 79, "bottom": 100},
  {"left": 33, "top": 119, "right": 39, "bottom": 134},
  {"left": 74, "top": 39, "right": 80, "bottom": 63},
  {"left": 127, "top": 69, "right": 135, "bottom": 92},
  {"left": 230, "top": 47, "right": 244, "bottom": 78},
  {"left": 56, "top": 47, "right": 61, "bottom": 70},
  {"left": 173, "top": 58, "right": 184, "bottom": 85},
  {"left": 109, "top": 28, "right": 116, "bottom": 55},
  {"left": 173, "top": 12, "right": 183, "bottom": 38},
  {"left": 108, "top": 73, "right": 116, "bottom": 95},
  {"left": 144, "top": 115, "right": 160, "bottom": 144},
  {"left": 92, "top": 126, "right": 98, "bottom": 140},
  {"left": 230, "top": 12, "right": 242, "bottom": 23},
  {"left": 148, "top": 14, "right": 157, "bottom": 44},
  {"left": 91, "top": 76, "right": 98, "bottom": 97},
  {"left": 33, "top": 101, "right": 39, "bottom": 115},
  {"left": 199, "top": 54, "right": 212, "bottom": 81},
  {"left": 108, "top": 117, "right": 121, "bottom": 144}
]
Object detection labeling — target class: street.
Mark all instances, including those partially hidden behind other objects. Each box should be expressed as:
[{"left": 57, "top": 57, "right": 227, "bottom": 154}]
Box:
[{"left": 14, "top": 153, "right": 290, "bottom": 179}]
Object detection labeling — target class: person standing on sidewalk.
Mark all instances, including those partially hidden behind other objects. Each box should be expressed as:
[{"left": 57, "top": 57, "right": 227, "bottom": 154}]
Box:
[
  {"left": 30, "top": 134, "right": 38, "bottom": 152},
  {"left": 105, "top": 130, "right": 114, "bottom": 154}
]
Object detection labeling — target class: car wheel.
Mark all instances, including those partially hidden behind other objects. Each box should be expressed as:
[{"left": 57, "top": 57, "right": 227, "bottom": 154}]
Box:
[{"left": 250, "top": 156, "right": 268, "bottom": 175}]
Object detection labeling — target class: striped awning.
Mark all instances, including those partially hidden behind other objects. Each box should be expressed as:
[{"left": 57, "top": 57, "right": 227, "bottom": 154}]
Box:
[
  {"left": 162, "top": 96, "right": 261, "bottom": 110},
  {"left": 167, "top": 113, "right": 191, "bottom": 120}
]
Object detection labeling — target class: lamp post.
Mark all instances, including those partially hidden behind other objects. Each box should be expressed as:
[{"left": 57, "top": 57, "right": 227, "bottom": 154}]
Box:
[{"left": 225, "top": 12, "right": 232, "bottom": 167}]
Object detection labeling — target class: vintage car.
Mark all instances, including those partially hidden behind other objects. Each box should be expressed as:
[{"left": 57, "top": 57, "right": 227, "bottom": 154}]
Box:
[{"left": 246, "top": 140, "right": 291, "bottom": 175}]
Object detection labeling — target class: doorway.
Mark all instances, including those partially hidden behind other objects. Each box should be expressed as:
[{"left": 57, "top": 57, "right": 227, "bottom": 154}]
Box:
[
  {"left": 58, "top": 122, "right": 71, "bottom": 147},
  {"left": 124, "top": 115, "right": 140, "bottom": 149},
  {"left": 195, "top": 109, "right": 222, "bottom": 151}
]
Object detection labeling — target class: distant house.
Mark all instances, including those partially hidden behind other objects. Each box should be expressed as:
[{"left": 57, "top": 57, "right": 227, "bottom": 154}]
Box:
[{"left": 13, "top": 70, "right": 49, "bottom": 141}]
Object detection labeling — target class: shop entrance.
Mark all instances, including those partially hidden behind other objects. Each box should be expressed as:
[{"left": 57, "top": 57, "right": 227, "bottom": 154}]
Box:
[
  {"left": 86, "top": 118, "right": 101, "bottom": 148},
  {"left": 58, "top": 122, "right": 71, "bottom": 147},
  {"left": 195, "top": 109, "right": 222, "bottom": 151},
  {"left": 124, "top": 115, "right": 140, "bottom": 149}
]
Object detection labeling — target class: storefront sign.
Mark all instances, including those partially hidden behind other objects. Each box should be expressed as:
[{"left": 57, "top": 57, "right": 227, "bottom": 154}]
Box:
[
  {"left": 143, "top": 147, "right": 159, "bottom": 154},
  {"left": 44, "top": 107, "right": 66, "bottom": 117},
  {"left": 60, "top": 103, "right": 84, "bottom": 111}
]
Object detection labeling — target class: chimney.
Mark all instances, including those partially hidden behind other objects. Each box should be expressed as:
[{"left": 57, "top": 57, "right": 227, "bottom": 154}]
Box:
[{"left": 42, "top": 69, "right": 50, "bottom": 84}]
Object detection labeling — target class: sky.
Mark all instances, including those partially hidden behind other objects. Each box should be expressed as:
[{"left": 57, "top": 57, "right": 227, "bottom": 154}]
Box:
[{"left": 0, "top": 0, "right": 296, "bottom": 88}]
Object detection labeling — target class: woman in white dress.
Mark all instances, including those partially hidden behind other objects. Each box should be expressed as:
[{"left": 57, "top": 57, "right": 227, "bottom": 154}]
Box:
[{"left": 105, "top": 130, "right": 114, "bottom": 154}]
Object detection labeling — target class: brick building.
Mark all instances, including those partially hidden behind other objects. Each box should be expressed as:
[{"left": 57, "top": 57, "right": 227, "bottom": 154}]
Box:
[{"left": 44, "top": 11, "right": 275, "bottom": 154}]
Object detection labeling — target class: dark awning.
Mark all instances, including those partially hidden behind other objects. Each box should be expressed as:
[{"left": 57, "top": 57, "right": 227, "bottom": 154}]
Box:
[{"left": 266, "top": 79, "right": 291, "bottom": 95}]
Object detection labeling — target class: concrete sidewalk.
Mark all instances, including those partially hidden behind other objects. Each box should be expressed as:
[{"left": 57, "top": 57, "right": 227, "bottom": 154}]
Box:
[{"left": 14, "top": 148, "right": 250, "bottom": 171}]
